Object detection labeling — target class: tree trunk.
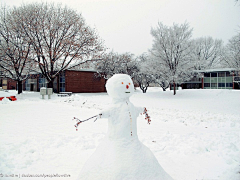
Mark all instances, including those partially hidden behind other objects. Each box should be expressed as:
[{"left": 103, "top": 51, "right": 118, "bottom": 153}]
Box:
[
  {"left": 160, "top": 82, "right": 168, "bottom": 91},
  {"left": 139, "top": 84, "right": 147, "bottom": 93},
  {"left": 173, "top": 81, "right": 176, "bottom": 95},
  {"left": 143, "top": 88, "right": 147, "bottom": 93},
  {"left": 161, "top": 85, "right": 166, "bottom": 91},
  {"left": 48, "top": 80, "right": 53, "bottom": 89},
  {"left": 17, "top": 80, "right": 23, "bottom": 94}
]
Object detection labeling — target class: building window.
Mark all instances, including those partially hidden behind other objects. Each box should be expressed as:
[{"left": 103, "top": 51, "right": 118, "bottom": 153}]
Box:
[
  {"left": 218, "top": 72, "right": 225, "bottom": 77},
  {"left": 211, "top": 83, "right": 217, "bottom": 87},
  {"left": 226, "top": 83, "right": 233, "bottom": 87},
  {"left": 204, "top": 83, "right": 210, "bottom": 87},
  {"left": 218, "top": 83, "right": 225, "bottom": 87},
  {"left": 53, "top": 78, "right": 58, "bottom": 93},
  {"left": 204, "top": 73, "right": 210, "bottom": 77},
  {"left": 226, "top": 72, "right": 232, "bottom": 77},
  {"left": 2, "top": 79, "right": 7, "bottom": 90},
  {"left": 59, "top": 74, "right": 65, "bottom": 92},
  {"left": 25, "top": 80, "right": 30, "bottom": 91},
  {"left": 39, "top": 78, "right": 46, "bottom": 89},
  {"left": 211, "top": 73, "right": 217, "bottom": 77}
]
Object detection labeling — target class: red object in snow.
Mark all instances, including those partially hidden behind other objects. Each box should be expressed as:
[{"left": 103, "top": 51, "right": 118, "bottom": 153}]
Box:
[
  {"left": 0, "top": 96, "right": 17, "bottom": 101},
  {"left": 10, "top": 96, "right": 17, "bottom": 101}
]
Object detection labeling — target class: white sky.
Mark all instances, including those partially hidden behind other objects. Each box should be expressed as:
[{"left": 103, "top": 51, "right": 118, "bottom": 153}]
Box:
[{"left": 1, "top": 0, "right": 240, "bottom": 55}]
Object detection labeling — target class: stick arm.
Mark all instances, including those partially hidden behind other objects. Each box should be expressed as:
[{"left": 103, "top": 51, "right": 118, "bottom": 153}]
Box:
[{"left": 142, "top": 107, "right": 151, "bottom": 124}]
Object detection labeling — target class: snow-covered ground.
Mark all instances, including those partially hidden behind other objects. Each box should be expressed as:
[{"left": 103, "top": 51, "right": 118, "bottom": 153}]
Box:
[{"left": 0, "top": 88, "right": 240, "bottom": 180}]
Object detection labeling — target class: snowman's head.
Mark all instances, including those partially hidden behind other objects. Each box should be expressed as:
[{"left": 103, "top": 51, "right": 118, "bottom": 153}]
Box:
[{"left": 106, "top": 74, "right": 134, "bottom": 100}]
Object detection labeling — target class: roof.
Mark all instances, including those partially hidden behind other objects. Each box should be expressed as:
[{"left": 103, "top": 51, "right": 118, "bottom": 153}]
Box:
[
  {"left": 66, "top": 68, "right": 98, "bottom": 72},
  {"left": 195, "top": 68, "right": 239, "bottom": 73}
]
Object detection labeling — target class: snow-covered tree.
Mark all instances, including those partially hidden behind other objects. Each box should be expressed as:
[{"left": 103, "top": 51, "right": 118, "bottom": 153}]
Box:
[
  {"left": 221, "top": 32, "right": 240, "bottom": 69},
  {"left": 150, "top": 22, "right": 193, "bottom": 95},
  {"left": 95, "top": 51, "right": 135, "bottom": 79},
  {"left": 0, "top": 6, "right": 36, "bottom": 94},
  {"left": 190, "top": 37, "right": 224, "bottom": 70},
  {"left": 11, "top": 2, "right": 104, "bottom": 88},
  {"left": 131, "top": 54, "right": 155, "bottom": 93},
  {"left": 148, "top": 56, "right": 170, "bottom": 91}
]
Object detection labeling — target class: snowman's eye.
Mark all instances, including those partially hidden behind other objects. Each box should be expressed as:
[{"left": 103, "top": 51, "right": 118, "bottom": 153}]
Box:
[{"left": 121, "top": 82, "right": 124, "bottom": 84}]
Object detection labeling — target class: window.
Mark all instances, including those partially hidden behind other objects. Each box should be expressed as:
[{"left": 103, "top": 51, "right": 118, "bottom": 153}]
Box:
[
  {"left": 2, "top": 79, "right": 7, "bottom": 90},
  {"left": 59, "top": 74, "right": 65, "bottom": 92},
  {"left": 218, "top": 72, "right": 225, "bottom": 77},
  {"left": 226, "top": 83, "right": 233, "bottom": 87},
  {"left": 226, "top": 72, "right": 232, "bottom": 77},
  {"left": 25, "top": 79, "right": 30, "bottom": 91},
  {"left": 204, "top": 73, "right": 210, "bottom": 77},
  {"left": 211, "top": 73, "right": 217, "bottom": 77},
  {"left": 218, "top": 77, "right": 225, "bottom": 82},
  {"left": 204, "top": 83, "right": 210, "bottom": 87},
  {"left": 211, "top": 83, "right": 217, "bottom": 87},
  {"left": 218, "top": 83, "right": 225, "bottom": 87},
  {"left": 39, "top": 78, "right": 46, "bottom": 89}
]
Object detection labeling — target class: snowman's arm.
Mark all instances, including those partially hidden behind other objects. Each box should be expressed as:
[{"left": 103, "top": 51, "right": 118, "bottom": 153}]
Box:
[
  {"left": 98, "top": 109, "right": 110, "bottom": 119},
  {"left": 73, "top": 110, "right": 110, "bottom": 131},
  {"left": 135, "top": 106, "right": 151, "bottom": 124},
  {"left": 142, "top": 107, "right": 151, "bottom": 124},
  {"left": 98, "top": 113, "right": 103, "bottom": 118},
  {"left": 73, "top": 115, "right": 99, "bottom": 131}
]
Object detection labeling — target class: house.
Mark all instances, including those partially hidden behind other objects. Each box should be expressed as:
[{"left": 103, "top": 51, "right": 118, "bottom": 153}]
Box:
[
  {"left": 182, "top": 68, "right": 240, "bottom": 90},
  {"left": 0, "top": 69, "right": 106, "bottom": 93}
]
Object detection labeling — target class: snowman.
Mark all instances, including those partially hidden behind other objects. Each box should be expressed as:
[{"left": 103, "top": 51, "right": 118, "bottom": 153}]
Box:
[{"left": 77, "top": 74, "right": 173, "bottom": 180}]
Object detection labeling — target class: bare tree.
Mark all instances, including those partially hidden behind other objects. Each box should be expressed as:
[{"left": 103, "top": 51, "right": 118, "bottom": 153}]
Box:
[
  {"left": 221, "top": 32, "right": 240, "bottom": 69},
  {"left": 190, "top": 37, "right": 224, "bottom": 70},
  {"left": 150, "top": 22, "right": 193, "bottom": 95},
  {"left": 0, "top": 5, "right": 36, "bottom": 94},
  {"left": 11, "top": 3, "right": 104, "bottom": 88}
]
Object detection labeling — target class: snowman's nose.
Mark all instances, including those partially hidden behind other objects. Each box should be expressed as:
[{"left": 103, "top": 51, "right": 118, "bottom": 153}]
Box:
[{"left": 126, "top": 85, "right": 129, "bottom": 89}]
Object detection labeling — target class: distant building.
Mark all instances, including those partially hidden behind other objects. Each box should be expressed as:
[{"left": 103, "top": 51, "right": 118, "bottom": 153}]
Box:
[
  {"left": 182, "top": 68, "right": 240, "bottom": 90},
  {"left": 0, "top": 69, "right": 106, "bottom": 93}
]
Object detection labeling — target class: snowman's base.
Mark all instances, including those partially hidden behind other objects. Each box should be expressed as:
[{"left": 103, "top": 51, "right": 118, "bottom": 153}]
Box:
[{"left": 77, "top": 137, "right": 173, "bottom": 180}]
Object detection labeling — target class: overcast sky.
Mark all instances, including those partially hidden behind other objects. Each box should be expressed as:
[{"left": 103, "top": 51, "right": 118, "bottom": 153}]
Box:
[{"left": 1, "top": 0, "right": 240, "bottom": 55}]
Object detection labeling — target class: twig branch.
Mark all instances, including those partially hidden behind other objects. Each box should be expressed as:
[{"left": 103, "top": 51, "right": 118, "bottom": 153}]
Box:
[
  {"left": 142, "top": 107, "right": 151, "bottom": 124},
  {"left": 73, "top": 114, "right": 102, "bottom": 131}
]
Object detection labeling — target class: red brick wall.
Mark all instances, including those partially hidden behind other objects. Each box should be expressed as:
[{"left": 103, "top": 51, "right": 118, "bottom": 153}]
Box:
[
  {"left": 7, "top": 79, "right": 17, "bottom": 90},
  {"left": 65, "top": 70, "right": 106, "bottom": 93}
]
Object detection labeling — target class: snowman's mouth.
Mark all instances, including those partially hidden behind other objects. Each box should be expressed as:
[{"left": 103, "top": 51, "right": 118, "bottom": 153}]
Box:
[{"left": 125, "top": 92, "right": 130, "bottom": 93}]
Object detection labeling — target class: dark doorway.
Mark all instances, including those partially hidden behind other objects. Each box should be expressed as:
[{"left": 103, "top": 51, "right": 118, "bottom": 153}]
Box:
[
  {"left": 30, "top": 84, "right": 34, "bottom": 91},
  {"left": 234, "top": 82, "right": 240, "bottom": 89}
]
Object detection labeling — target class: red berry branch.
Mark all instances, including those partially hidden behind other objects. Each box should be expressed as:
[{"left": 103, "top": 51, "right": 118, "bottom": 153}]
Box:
[
  {"left": 73, "top": 114, "right": 101, "bottom": 131},
  {"left": 143, "top": 107, "right": 151, "bottom": 124}
]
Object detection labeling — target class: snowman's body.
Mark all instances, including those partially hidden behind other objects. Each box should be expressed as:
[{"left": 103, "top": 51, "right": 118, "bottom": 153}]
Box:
[{"left": 78, "top": 74, "right": 173, "bottom": 180}]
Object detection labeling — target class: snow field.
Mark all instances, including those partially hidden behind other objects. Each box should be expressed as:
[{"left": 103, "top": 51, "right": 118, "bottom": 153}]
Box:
[{"left": 0, "top": 88, "right": 240, "bottom": 180}]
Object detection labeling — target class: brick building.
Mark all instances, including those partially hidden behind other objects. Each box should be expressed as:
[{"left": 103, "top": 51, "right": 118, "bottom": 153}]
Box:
[
  {"left": 0, "top": 69, "right": 106, "bottom": 93},
  {"left": 61, "top": 70, "right": 106, "bottom": 93}
]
